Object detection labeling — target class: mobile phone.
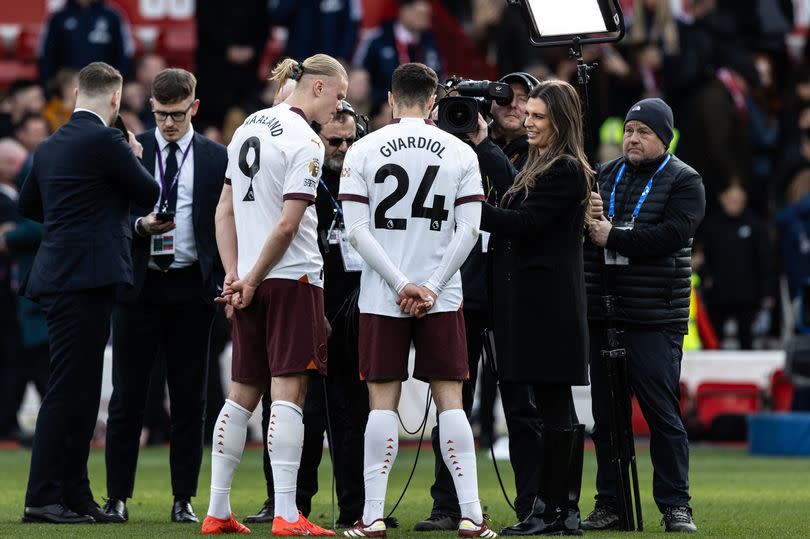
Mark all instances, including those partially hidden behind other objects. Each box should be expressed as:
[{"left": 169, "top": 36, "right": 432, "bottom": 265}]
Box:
[
  {"left": 114, "top": 114, "right": 128, "bottom": 139},
  {"left": 155, "top": 211, "right": 175, "bottom": 222}
]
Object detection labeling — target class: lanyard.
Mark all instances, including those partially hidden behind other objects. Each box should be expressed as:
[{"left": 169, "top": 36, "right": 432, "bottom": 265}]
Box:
[
  {"left": 395, "top": 38, "right": 419, "bottom": 66},
  {"left": 156, "top": 140, "right": 193, "bottom": 207},
  {"left": 319, "top": 178, "right": 342, "bottom": 217},
  {"left": 608, "top": 154, "right": 671, "bottom": 223}
]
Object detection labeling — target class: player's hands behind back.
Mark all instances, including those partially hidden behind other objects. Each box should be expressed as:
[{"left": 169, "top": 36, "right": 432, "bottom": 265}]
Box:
[
  {"left": 396, "top": 283, "right": 436, "bottom": 318},
  {"left": 216, "top": 271, "right": 259, "bottom": 310}
]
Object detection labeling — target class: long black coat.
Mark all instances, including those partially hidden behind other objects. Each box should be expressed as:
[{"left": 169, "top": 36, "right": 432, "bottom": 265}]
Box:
[{"left": 481, "top": 157, "right": 589, "bottom": 385}]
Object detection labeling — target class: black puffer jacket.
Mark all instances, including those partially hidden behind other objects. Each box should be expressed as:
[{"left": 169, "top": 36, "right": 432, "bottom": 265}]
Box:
[
  {"left": 584, "top": 153, "right": 705, "bottom": 329},
  {"left": 460, "top": 135, "right": 528, "bottom": 312}
]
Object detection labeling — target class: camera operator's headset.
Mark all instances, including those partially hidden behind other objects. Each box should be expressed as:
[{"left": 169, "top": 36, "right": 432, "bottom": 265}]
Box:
[
  {"left": 338, "top": 99, "right": 369, "bottom": 140},
  {"left": 497, "top": 71, "right": 541, "bottom": 94}
]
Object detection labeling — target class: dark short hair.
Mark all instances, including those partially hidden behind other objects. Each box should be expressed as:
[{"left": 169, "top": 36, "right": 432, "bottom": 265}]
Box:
[
  {"left": 78, "top": 62, "right": 123, "bottom": 98},
  {"left": 391, "top": 63, "right": 437, "bottom": 108},
  {"left": 151, "top": 68, "right": 197, "bottom": 104},
  {"left": 7, "top": 79, "right": 39, "bottom": 98},
  {"left": 310, "top": 110, "right": 355, "bottom": 134},
  {"left": 14, "top": 112, "right": 49, "bottom": 132}
]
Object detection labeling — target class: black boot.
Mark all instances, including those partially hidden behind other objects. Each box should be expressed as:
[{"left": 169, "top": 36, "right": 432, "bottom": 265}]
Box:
[
  {"left": 563, "top": 424, "right": 585, "bottom": 536},
  {"left": 500, "top": 429, "right": 575, "bottom": 536}
]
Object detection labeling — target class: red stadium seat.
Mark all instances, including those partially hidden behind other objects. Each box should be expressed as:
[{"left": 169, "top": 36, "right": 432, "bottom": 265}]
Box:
[
  {"left": 695, "top": 382, "right": 761, "bottom": 438},
  {"left": 0, "top": 60, "right": 37, "bottom": 88},
  {"left": 16, "top": 24, "right": 41, "bottom": 62},
  {"left": 769, "top": 369, "right": 795, "bottom": 412}
]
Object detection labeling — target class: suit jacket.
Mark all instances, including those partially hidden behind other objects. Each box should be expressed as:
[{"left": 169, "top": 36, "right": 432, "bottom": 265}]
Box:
[
  {"left": 18, "top": 111, "right": 159, "bottom": 300},
  {"left": 481, "top": 157, "right": 589, "bottom": 385},
  {"left": 118, "top": 130, "right": 227, "bottom": 303}
]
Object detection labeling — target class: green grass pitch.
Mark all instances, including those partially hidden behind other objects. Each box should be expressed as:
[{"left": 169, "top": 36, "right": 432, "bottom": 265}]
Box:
[{"left": 0, "top": 444, "right": 808, "bottom": 537}]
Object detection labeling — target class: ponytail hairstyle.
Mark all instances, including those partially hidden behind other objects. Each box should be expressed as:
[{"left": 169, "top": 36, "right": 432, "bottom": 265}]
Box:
[
  {"left": 270, "top": 54, "right": 348, "bottom": 96},
  {"left": 507, "top": 80, "right": 594, "bottom": 221}
]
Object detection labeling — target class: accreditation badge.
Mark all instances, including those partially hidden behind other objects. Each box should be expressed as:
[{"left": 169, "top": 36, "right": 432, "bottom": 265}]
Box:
[
  {"left": 339, "top": 229, "right": 364, "bottom": 272},
  {"left": 328, "top": 229, "right": 341, "bottom": 245},
  {"left": 480, "top": 231, "right": 491, "bottom": 253},
  {"left": 150, "top": 233, "right": 176, "bottom": 256},
  {"left": 604, "top": 221, "right": 632, "bottom": 266}
]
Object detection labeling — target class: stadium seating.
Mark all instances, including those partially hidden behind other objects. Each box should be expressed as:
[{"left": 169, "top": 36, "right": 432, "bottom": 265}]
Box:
[
  {"left": 695, "top": 381, "right": 761, "bottom": 440},
  {"left": 769, "top": 369, "right": 795, "bottom": 412}
]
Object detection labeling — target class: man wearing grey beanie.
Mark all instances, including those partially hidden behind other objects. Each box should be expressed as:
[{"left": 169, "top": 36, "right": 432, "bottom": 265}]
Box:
[{"left": 581, "top": 98, "right": 704, "bottom": 533}]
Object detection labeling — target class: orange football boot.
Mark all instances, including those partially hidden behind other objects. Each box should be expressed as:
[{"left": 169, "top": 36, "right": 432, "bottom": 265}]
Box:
[
  {"left": 201, "top": 513, "right": 251, "bottom": 534},
  {"left": 272, "top": 512, "right": 336, "bottom": 536}
]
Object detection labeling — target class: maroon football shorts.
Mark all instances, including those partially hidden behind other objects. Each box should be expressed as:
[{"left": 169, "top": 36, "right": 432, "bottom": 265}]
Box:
[
  {"left": 231, "top": 278, "right": 328, "bottom": 383},
  {"left": 359, "top": 310, "right": 468, "bottom": 382}
]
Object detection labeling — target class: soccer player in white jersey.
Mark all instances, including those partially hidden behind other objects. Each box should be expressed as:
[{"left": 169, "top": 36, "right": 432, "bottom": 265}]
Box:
[
  {"left": 201, "top": 54, "right": 347, "bottom": 536},
  {"left": 338, "top": 63, "right": 496, "bottom": 539}
]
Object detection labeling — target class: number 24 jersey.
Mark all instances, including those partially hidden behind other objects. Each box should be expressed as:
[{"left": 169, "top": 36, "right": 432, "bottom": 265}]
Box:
[{"left": 338, "top": 118, "right": 484, "bottom": 317}]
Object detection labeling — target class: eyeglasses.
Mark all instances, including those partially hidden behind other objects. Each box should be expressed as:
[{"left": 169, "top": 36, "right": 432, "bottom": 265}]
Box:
[
  {"left": 326, "top": 137, "right": 355, "bottom": 147},
  {"left": 153, "top": 102, "right": 194, "bottom": 123}
]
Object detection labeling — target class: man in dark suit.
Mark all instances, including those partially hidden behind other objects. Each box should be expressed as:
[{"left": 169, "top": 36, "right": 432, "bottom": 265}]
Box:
[
  {"left": 19, "top": 61, "right": 160, "bottom": 524},
  {"left": 102, "top": 68, "right": 227, "bottom": 524}
]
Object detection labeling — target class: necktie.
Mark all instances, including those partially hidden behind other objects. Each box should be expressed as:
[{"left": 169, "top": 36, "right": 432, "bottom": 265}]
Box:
[{"left": 154, "top": 141, "right": 180, "bottom": 271}]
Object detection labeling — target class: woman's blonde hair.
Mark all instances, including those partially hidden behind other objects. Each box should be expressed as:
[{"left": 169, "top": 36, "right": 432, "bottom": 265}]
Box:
[
  {"left": 270, "top": 54, "right": 347, "bottom": 93},
  {"left": 630, "top": 0, "right": 679, "bottom": 55},
  {"left": 506, "top": 80, "right": 594, "bottom": 221}
]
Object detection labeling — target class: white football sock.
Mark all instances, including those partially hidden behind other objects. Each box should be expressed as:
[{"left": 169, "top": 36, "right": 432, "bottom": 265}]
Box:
[
  {"left": 362, "top": 409, "right": 399, "bottom": 524},
  {"left": 208, "top": 399, "right": 252, "bottom": 519},
  {"left": 268, "top": 401, "right": 305, "bottom": 523},
  {"left": 439, "top": 408, "right": 483, "bottom": 523}
]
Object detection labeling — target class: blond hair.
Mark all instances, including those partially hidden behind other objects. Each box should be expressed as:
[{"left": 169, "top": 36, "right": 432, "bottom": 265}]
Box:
[
  {"left": 270, "top": 54, "right": 347, "bottom": 93},
  {"left": 630, "top": 0, "right": 679, "bottom": 55}
]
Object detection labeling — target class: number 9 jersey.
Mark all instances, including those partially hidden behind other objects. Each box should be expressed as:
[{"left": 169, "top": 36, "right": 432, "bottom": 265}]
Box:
[
  {"left": 225, "top": 104, "right": 325, "bottom": 286},
  {"left": 338, "top": 118, "right": 485, "bottom": 317}
]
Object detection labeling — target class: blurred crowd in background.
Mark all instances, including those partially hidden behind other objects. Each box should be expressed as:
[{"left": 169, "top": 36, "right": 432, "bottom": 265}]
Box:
[{"left": 2, "top": 0, "right": 810, "bottom": 440}]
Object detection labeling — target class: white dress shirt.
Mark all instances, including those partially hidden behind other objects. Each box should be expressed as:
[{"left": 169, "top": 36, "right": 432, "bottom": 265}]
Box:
[
  {"left": 74, "top": 107, "right": 107, "bottom": 126},
  {"left": 148, "top": 126, "right": 197, "bottom": 270}
]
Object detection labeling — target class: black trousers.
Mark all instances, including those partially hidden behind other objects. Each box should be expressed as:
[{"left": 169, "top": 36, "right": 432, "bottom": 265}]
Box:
[
  {"left": 105, "top": 267, "right": 213, "bottom": 500},
  {"left": 589, "top": 328, "right": 691, "bottom": 512},
  {"left": 25, "top": 286, "right": 116, "bottom": 509},
  {"left": 427, "top": 309, "right": 547, "bottom": 521},
  {"left": 261, "top": 311, "right": 368, "bottom": 522},
  {"left": 0, "top": 341, "right": 49, "bottom": 437},
  {"left": 707, "top": 302, "right": 758, "bottom": 350}
]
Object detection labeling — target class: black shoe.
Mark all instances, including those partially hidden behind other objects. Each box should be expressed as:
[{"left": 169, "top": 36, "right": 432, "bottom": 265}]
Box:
[
  {"left": 94, "top": 498, "right": 128, "bottom": 523},
  {"left": 243, "top": 499, "right": 274, "bottom": 524},
  {"left": 501, "top": 512, "right": 569, "bottom": 536},
  {"left": 80, "top": 501, "right": 127, "bottom": 524},
  {"left": 580, "top": 504, "right": 620, "bottom": 530},
  {"left": 171, "top": 498, "right": 198, "bottom": 523},
  {"left": 413, "top": 513, "right": 460, "bottom": 531},
  {"left": 22, "top": 504, "right": 95, "bottom": 524},
  {"left": 661, "top": 506, "right": 697, "bottom": 533}
]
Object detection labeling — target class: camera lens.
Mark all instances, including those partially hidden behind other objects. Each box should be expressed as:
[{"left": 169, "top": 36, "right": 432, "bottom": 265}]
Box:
[
  {"left": 438, "top": 96, "right": 480, "bottom": 134},
  {"left": 446, "top": 101, "right": 473, "bottom": 129}
]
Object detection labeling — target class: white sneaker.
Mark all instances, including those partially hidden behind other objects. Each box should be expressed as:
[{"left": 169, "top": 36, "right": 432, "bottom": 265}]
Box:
[
  {"left": 459, "top": 517, "right": 498, "bottom": 538},
  {"left": 343, "top": 519, "right": 387, "bottom": 538}
]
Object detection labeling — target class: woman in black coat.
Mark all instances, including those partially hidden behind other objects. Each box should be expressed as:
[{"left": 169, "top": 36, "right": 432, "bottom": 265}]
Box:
[{"left": 481, "top": 80, "right": 592, "bottom": 536}]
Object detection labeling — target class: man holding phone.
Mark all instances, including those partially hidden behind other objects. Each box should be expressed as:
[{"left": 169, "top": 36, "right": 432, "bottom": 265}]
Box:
[{"left": 102, "top": 68, "right": 228, "bottom": 524}]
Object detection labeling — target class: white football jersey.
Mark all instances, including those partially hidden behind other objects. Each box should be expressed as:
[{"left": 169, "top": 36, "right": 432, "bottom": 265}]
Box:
[
  {"left": 226, "top": 103, "right": 325, "bottom": 286},
  {"left": 339, "top": 118, "right": 484, "bottom": 317}
]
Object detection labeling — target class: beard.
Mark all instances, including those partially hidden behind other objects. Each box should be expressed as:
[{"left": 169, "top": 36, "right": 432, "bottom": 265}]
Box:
[{"left": 323, "top": 155, "right": 344, "bottom": 173}]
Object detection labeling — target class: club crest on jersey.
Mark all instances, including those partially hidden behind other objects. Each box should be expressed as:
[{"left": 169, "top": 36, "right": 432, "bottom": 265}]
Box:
[{"left": 308, "top": 159, "right": 321, "bottom": 177}]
